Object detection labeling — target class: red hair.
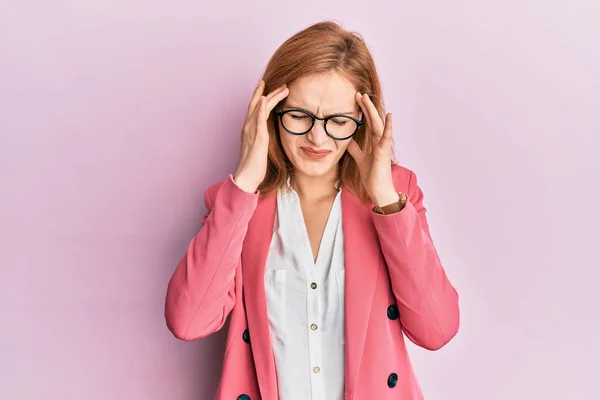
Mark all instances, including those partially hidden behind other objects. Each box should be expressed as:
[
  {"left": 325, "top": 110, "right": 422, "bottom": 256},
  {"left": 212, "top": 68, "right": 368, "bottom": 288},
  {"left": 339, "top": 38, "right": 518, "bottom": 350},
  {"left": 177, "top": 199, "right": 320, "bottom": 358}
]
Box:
[{"left": 256, "top": 20, "right": 396, "bottom": 203}]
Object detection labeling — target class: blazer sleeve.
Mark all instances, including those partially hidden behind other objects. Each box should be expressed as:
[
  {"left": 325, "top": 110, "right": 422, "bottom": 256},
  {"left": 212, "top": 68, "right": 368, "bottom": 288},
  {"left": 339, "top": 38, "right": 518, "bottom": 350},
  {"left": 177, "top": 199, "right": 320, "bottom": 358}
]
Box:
[
  {"left": 164, "top": 175, "right": 259, "bottom": 341},
  {"left": 371, "top": 169, "right": 460, "bottom": 350}
]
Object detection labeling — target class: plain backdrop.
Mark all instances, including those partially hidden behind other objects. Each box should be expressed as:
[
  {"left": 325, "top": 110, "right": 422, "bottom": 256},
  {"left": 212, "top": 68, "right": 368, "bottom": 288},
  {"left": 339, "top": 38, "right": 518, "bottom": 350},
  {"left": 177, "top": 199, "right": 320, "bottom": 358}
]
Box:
[{"left": 1, "top": 0, "right": 599, "bottom": 399}]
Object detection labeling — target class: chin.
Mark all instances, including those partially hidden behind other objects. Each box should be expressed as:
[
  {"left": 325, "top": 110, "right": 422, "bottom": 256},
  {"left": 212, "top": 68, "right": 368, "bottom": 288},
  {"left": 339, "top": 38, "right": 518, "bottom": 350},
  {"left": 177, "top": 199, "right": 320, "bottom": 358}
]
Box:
[{"left": 292, "top": 156, "right": 339, "bottom": 177}]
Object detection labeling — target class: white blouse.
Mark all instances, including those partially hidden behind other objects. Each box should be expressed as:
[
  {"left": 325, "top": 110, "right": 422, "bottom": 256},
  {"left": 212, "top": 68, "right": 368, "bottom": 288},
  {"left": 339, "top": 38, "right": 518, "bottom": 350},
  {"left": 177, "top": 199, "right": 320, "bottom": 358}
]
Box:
[{"left": 264, "top": 183, "right": 346, "bottom": 400}]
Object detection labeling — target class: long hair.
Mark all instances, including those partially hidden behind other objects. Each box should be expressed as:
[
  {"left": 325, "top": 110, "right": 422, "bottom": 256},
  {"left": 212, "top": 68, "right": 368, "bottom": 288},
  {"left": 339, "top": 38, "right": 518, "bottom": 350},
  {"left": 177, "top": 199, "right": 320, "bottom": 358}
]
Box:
[{"left": 255, "top": 20, "right": 396, "bottom": 203}]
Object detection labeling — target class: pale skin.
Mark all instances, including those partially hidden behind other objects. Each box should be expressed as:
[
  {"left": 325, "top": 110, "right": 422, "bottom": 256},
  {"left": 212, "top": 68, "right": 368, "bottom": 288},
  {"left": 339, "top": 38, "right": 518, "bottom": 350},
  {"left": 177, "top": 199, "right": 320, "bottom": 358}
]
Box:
[{"left": 234, "top": 72, "right": 399, "bottom": 261}]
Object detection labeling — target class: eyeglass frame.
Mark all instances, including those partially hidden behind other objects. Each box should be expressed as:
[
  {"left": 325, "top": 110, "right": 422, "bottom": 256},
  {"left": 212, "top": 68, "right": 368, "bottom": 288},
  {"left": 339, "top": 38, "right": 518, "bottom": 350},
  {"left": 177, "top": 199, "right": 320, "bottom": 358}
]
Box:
[{"left": 275, "top": 107, "right": 365, "bottom": 141}]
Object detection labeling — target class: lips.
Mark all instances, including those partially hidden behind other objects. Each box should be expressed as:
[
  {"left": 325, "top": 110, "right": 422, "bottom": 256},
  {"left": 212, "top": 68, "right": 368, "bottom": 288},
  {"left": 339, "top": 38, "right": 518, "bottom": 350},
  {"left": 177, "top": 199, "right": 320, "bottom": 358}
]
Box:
[{"left": 300, "top": 147, "right": 332, "bottom": 160}]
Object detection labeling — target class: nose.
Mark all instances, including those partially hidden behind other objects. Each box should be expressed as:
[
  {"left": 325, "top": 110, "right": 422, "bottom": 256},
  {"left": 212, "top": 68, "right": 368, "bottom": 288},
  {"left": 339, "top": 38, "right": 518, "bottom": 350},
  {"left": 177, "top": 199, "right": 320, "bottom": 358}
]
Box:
[{"left": 306, "top": 119, "right": 329, "bottom": 146}]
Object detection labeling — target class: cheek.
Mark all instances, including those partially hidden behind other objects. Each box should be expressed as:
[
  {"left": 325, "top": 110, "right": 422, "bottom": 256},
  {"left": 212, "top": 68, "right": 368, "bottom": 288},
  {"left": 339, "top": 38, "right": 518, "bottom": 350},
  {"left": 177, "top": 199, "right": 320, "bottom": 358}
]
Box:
[
  {"left": 278, "top": 130, "right": 298, "bottom": 158},
  {"left": 336, "top": 140, "right": 351, "bottom": 155}
]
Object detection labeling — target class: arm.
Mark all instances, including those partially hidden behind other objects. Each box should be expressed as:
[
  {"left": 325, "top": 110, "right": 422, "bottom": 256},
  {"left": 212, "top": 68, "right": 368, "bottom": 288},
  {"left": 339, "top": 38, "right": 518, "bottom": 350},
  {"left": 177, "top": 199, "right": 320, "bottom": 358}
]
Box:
[
  {"left": 371, "top": 170, "right": 460, "bottom": 350},
  {"left": 164, "top": 175, "right": 259, "bottom": 341}
]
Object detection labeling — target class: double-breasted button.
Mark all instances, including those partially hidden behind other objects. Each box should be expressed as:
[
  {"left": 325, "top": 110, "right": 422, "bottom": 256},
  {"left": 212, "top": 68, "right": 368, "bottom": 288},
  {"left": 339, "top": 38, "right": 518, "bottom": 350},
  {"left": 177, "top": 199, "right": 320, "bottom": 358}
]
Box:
[
  {"left": 242, "top": 329, "right": 250, "bottom": 343},
  {"left": 387, "top": 305, "right": 399, "bottom": 320},
  {"left": 237, "top": 395, "right": 251, "bottom": 400},
  {"left": 387, "top": 372, "right": 398, "bottom": 388}
]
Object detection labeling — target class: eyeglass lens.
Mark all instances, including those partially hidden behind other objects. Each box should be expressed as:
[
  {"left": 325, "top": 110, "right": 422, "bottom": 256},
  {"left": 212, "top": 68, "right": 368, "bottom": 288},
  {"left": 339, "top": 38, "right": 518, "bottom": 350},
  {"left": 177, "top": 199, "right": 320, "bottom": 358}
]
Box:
[{"left": 280, "top": 110, "right": 358, "bottom": 139}]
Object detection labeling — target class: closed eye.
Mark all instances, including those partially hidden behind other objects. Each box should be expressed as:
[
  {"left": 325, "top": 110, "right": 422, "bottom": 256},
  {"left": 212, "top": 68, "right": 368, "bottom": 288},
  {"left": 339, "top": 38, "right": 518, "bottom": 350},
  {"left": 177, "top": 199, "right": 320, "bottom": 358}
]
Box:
[
  {"left": 290, "top": 114, "right": 310, "bottom": 120},
  {"left": 330, "top": 118, "right": 349, "bottom": 126}
]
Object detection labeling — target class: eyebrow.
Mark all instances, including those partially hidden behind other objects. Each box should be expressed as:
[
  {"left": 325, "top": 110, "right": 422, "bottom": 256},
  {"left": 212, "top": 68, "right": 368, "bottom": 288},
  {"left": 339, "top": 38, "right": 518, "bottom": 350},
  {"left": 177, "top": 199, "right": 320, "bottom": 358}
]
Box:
[{"left": 283, "top": 103, "right": 357, "bottom": 116}]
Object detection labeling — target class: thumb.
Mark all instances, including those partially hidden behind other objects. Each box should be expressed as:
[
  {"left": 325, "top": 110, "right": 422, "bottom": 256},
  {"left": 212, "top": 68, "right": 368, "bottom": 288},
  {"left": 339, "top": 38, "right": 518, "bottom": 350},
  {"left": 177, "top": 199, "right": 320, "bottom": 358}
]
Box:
[{"left": 346, "top": 139, "right": 365, "bottom": 164}]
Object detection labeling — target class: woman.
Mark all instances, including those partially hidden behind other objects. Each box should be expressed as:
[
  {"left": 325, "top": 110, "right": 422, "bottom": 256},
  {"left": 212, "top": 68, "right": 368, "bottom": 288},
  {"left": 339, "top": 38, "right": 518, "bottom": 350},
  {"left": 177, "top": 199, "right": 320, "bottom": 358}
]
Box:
[{"left": 165, "top": 21, "right": 459, "bottom": 400}]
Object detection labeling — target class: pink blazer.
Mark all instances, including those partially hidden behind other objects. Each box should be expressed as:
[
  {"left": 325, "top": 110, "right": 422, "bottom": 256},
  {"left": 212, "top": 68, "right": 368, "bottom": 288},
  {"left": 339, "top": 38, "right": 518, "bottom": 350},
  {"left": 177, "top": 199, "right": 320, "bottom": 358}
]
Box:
[{"left": 165, "top": 164, "right": 460, "bottom": 400}]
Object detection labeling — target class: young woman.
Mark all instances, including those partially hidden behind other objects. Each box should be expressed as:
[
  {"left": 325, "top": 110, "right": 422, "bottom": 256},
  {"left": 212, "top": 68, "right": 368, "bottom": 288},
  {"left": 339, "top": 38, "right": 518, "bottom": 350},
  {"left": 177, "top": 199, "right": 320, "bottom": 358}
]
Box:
[{"left": 165, "top": 21, "right": 459, "bottom": 400}]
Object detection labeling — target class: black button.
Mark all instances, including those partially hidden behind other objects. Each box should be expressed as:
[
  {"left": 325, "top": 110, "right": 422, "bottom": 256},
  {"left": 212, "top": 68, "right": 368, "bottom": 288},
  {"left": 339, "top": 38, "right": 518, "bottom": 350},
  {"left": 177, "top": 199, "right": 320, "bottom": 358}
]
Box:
[
  {"left": 387, "top": 305, "right": 399, "bottom": 320},
  {"left": 310, "top": 282, "right": 317, "bottom": 289},
  {"left": 387, "top": 372, "right": 398, "bottom": 388},
  {"left": 242, "top": 329, "right": 250, "bottom": 343},
  {"left": 237, "top": 395, "right": 251, "bottom": 400}
]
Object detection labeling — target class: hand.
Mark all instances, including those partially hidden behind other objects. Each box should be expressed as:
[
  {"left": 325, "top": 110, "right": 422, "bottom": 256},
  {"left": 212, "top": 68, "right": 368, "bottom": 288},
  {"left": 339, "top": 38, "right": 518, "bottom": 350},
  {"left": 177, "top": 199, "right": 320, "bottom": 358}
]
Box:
[
  {"left": 233, "top": 80, "right": 289, "bottom": 193},
  {"left": 347, "top": 92, "right": 399, "bottom": 207}
]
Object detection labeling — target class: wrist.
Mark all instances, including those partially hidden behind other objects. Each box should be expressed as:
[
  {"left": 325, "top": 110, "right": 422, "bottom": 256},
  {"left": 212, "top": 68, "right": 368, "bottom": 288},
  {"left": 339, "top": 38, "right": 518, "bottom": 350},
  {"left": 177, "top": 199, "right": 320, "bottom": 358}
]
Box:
[
  {"left": 232, "top": 173, "right": 259, "bottom": 194},
  {"left": 371, "top": 187, "right": 400, "bottom": 208}
]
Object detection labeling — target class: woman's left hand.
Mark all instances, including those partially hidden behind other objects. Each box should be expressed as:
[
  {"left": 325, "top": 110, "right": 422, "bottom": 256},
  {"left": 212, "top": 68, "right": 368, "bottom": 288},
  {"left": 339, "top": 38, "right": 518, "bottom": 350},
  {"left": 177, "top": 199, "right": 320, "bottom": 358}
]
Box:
[{"left": 347, "top": 92, "right": 400, "bottom": 207}]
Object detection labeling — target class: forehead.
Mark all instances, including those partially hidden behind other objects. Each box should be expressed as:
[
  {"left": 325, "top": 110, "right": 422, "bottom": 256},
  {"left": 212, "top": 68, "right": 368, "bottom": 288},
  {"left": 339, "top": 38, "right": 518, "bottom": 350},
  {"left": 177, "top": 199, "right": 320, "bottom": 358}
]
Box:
[{"left": 284, "top": 72, "right": 358, "bottom": 113}]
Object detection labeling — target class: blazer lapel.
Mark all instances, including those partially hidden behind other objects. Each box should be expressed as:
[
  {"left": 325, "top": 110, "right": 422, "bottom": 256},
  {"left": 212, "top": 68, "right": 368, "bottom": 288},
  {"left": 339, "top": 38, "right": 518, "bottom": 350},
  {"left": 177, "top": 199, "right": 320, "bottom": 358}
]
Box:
[
  {"left": 240, "top": 187, "right": 379, "bottom": 399},
  {"left": 341, "top": 188, "right": 381, "bottom": 398},
  {"left": 241, "top": 192, "right": 278, "bottom": 400}
]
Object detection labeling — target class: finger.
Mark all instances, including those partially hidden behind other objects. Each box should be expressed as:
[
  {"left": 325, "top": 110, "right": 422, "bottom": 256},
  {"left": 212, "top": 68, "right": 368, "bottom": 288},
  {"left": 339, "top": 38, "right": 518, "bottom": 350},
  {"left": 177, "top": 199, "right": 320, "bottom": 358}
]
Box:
[
  {"left": 244, "top": 96, "right": 266, "bottom": 144},
  {"left": 379, "top": 113, "right": 393, "bottom": 149},
  {"left": 266, "top": 86, "right": 289, "bottom": 113},
  {"left": 362, "top": 93, "right": 385, "bottom": 138},
  {"left": 355, "top": 93, "right": 377, "bottom": 155},
  {"left": 248, "top": 83, "right": 287, "bottom": 124},
  {"left": 355, "top": 92, "right": 373, "bottom": 129},
  {"left": 266, "top": 84, "right": 288, "bottom": 102},
  {"left": 247, "top": 80, "right": 266, "bottom": 122},
  {"left": 356, "top": 92, "right": 380, "bottom": 151},
  {"left": 346, "top": 139, "right": 366, "bottom": 164},
  {"left": 255, "top": 96, "right": 268, "bottom": 137}
]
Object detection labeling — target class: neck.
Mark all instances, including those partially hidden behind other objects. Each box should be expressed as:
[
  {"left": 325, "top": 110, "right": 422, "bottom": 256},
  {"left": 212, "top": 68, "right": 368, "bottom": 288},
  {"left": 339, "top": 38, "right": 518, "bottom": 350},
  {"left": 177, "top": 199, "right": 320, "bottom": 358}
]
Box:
[{"left": 291, "top": 169, "right": 339, "bottom": 201}]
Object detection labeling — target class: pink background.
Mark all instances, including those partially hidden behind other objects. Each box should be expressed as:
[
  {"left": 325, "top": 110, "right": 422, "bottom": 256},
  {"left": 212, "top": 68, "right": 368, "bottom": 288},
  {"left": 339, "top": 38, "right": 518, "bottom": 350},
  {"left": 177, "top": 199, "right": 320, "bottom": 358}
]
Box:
[{"left": 1, "top": 1, "right": 599, "bottom": 399}]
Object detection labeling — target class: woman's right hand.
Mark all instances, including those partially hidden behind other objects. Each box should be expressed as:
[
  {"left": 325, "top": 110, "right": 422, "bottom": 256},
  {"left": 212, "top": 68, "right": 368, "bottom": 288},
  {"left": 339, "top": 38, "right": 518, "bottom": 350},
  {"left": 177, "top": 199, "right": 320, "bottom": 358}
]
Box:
[{"left": 233, "top": 80, "right": 289, "bottom": 193}]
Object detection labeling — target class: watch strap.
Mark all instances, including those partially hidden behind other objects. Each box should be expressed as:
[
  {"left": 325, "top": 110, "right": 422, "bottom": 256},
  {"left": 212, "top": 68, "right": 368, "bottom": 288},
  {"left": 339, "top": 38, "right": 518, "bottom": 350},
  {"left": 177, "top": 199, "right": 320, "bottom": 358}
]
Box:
[{"left": 372, "top": 192, "right": 407, "bottom": 215}]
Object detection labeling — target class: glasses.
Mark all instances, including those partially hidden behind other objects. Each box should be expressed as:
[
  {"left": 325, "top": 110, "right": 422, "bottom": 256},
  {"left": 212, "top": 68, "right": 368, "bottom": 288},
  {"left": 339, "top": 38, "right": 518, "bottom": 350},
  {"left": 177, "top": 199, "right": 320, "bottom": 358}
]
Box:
[{"left": 275, "top": 108, "right": 364, "bottom": 140}]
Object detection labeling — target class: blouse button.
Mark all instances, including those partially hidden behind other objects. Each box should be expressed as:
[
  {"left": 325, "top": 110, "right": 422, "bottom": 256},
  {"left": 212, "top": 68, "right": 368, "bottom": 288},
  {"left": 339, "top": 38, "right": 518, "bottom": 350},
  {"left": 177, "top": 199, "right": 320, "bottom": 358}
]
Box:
[
  {"left": 313, "top": 366, "right": 320, "bottom": 373},
  {"left": 310, "top": 323, "right": 318, "bottom": 330},
  {"left": 310, "top": 282, "right": 317, "bottom": 289}
]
